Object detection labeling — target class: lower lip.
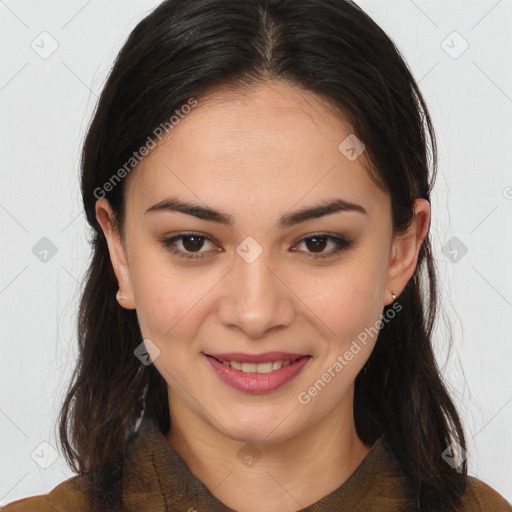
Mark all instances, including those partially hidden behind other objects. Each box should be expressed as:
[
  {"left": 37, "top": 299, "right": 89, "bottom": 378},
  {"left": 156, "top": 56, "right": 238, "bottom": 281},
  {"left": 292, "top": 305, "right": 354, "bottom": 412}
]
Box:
[{"left": 204, "top": 354, "right": 311, "bottom": 394}]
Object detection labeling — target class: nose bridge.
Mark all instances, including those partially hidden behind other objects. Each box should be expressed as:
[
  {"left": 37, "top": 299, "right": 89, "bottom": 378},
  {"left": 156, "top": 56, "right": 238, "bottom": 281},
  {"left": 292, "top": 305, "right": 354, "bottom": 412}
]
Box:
[{"left": 217, "top": 247, "right": 295, "bottom": 338}]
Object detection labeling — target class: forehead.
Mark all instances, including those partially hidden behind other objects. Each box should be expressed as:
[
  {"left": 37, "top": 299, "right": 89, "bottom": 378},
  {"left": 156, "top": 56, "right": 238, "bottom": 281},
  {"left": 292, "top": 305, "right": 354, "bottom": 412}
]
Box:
[{"left": 125, "top": 80, "right": 389, "bottom": 222}]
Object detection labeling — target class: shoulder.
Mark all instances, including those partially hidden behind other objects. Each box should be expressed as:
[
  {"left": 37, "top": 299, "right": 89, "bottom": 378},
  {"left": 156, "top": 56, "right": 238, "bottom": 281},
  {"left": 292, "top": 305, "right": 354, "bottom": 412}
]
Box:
[
  {"left": 459, "top": 476, "right": 512, "bottom": 511},
  {"left": 1, "top": 475, "right": 91, "bottom": 512}
]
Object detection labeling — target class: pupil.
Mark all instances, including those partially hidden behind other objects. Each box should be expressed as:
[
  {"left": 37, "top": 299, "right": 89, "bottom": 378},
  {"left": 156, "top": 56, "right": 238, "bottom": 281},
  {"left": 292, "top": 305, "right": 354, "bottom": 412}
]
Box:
[
  {"left": 183, "top": 236, "right": 203, "bottom": 252},
  {"left": 307, "top": 237, "right": 326, "bottom": 252}
]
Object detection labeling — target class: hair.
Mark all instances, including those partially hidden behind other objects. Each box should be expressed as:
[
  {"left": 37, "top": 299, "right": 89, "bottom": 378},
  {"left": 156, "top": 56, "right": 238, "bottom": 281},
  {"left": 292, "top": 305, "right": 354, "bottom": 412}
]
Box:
[{"left": 59, "top": 0, "right": 467, "bottom": 510}]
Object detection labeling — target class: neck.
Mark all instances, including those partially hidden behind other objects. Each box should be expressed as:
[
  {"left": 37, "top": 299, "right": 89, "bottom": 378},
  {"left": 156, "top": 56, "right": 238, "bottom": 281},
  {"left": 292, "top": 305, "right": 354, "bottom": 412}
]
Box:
[{"left": 166, "top": 388, "right": 371, "bottom": 512}]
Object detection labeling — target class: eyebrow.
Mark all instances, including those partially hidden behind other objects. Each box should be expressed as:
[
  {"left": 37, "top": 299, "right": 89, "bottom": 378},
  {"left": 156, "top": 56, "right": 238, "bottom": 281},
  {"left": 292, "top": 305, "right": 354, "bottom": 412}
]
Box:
[{"left": 145, "top": 196, "right": 367, "bottom": 228}]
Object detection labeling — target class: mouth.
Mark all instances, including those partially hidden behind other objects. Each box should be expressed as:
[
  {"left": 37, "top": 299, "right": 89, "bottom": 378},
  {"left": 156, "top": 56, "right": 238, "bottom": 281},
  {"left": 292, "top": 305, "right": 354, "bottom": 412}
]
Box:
[
  {"left": 203, "top": 352, "right": 312, "bottom": 393},
  {"left": 207, "top": 353, "right": 305, "bottom": 373}
]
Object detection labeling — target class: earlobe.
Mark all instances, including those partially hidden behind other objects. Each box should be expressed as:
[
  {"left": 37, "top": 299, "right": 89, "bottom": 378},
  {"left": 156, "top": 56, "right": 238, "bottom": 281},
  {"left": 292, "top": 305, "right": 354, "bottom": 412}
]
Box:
[
  {"left": 384, "top": 198, "right": 430, "bottom": 305},
  {"left": 95, "top": 198, "right": 136, "bottom": 309}
]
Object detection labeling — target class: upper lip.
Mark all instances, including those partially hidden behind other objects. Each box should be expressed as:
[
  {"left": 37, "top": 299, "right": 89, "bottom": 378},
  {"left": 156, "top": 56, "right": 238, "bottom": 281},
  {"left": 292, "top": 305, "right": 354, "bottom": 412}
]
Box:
[{"left": 205, "top": 352, "right": 309, "bottom": 363}]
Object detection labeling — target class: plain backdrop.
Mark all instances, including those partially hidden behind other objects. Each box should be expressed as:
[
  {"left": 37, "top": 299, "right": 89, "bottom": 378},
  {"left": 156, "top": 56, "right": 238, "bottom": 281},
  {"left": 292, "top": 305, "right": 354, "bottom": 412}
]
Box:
[{"left": 1, "top": 0, "right": 511, "bottom": 506}]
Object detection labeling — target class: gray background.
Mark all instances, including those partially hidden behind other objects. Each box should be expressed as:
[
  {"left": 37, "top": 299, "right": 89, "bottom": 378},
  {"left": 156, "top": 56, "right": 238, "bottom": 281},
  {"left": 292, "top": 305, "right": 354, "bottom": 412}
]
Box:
[{"left": 1, "top": 0, "right": 511, "bottom": 505}]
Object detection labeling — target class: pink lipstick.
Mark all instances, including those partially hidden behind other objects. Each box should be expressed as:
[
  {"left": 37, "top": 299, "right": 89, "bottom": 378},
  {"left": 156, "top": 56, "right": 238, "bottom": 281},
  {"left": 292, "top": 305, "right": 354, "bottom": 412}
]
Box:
[{"left": 203, "top": 352, "right": 311, "bottom": 393}]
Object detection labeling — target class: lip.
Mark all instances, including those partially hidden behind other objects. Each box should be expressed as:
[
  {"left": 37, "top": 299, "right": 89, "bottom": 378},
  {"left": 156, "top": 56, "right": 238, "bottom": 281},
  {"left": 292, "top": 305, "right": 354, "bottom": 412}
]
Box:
[
  {"left": 203, "top": 353, "right": 312, "bottom": 394},
  {"left": 205, "top": 352, "right": 307, "bottom": 363}
]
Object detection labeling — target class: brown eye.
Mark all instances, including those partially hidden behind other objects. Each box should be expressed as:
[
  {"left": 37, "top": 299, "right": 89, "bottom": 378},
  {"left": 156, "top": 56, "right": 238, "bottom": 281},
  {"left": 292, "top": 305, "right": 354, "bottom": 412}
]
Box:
[
  {"left": 159, "top": 232, "right": 353, "bottom": 261},
  {"left": 294, "top": 234, "right": 353, "bottom": 259},
  {"left": 160, "top": 233, "right": 218, "bottom": 259},
  {"left": 180, "top": 235, "right": 206, "bottom": 252},
  {"left": 304, "top": 236, "right": 328, "bottom": 253}
]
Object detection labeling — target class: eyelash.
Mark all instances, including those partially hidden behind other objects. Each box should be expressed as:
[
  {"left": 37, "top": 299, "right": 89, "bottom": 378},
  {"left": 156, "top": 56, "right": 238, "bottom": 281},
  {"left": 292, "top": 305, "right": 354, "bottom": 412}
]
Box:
[{"left": 159, "top": 232, "right": 353, "bottom": 261}]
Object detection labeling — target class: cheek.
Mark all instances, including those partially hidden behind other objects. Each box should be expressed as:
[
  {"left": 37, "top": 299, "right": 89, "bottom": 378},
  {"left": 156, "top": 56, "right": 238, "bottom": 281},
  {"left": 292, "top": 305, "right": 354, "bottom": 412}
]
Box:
[
  {"left": 129, "top": 250, "right": 222, "bottom": 346},
  {"left": 129, "top": 249, "right": 191, "bottom": 337},
  {"left": 131, "top": 264, "right": 206, "bottom": 385},
  {"left": 298, "top": 262, "right": 384, "bottom": 346}
]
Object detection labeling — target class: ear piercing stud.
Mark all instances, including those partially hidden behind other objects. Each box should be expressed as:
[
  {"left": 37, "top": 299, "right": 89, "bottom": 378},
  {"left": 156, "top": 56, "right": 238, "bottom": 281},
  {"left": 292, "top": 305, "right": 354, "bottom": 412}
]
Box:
[{"left": 391, "top": 290, "right": 397, "bottom": 301}]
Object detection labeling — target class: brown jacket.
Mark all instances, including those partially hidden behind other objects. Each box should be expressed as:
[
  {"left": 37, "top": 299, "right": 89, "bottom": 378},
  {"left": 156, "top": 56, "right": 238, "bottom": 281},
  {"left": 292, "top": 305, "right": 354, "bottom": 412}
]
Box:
[{"left": 2, "top": 415, "right": 511, "bottom": 511}]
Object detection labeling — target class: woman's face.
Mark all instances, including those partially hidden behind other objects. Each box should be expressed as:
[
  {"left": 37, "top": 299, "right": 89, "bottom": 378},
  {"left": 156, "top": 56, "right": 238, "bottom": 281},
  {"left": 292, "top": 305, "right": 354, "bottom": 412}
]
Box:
[{"left": 96, "top": 80, "right": 428, "bottom": 443}]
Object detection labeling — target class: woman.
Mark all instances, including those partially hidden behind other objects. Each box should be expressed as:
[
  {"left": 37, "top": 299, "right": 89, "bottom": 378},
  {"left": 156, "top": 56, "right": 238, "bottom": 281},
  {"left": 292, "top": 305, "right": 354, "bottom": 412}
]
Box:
[{"left": 3, "top": 0, "right": 510, "bottom": 511}]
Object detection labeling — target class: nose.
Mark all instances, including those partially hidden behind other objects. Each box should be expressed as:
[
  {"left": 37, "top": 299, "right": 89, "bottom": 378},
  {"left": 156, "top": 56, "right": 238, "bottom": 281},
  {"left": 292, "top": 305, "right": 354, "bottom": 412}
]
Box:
[{"left": 216, "top": 252, "right": 296, "bottom": 339}]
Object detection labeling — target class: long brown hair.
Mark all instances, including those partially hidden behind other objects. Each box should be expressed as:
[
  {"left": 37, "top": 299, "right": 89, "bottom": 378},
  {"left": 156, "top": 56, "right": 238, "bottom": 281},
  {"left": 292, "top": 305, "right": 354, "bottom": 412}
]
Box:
[{"left": 59, "top": 0, "right": 467, "bottom": 509}]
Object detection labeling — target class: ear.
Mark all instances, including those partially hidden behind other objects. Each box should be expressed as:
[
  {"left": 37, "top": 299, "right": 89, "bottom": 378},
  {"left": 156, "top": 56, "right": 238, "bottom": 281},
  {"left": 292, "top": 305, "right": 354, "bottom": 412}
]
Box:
[
  {"left": 95, "top": 198, "right": 136, "bottom": 310},
  {"left": 384, "top": 198, "right": 430, "bottom": 305}
]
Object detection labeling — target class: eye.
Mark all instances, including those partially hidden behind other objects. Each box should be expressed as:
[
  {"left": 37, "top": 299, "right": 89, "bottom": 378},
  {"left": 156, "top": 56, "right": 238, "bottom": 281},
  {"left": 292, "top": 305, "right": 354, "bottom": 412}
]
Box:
[
  {"left": 159, "top": 232, "right": 353, "bottom": 261},
  {"left": 159, "top": 232, "right": 218, "bottom": 259},
  {"left": 292, "top": 233, "right": 353, "bottom": 260}
]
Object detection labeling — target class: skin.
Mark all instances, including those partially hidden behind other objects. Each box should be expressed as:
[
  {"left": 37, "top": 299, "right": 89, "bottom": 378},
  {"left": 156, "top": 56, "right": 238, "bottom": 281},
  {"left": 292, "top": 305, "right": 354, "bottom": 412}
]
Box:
[{"left": 96, "top": 80, "right": 430, "bottom": 512}]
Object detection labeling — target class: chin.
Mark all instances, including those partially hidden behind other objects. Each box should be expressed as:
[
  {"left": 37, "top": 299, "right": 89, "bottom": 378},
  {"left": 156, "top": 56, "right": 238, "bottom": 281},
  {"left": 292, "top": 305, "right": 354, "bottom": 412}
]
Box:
[
  {"left": 214, "top": 406, "right": 303, "bottom": 445},
  {"left": 226, "top": 427, "right": 293, "bottom": 445}
]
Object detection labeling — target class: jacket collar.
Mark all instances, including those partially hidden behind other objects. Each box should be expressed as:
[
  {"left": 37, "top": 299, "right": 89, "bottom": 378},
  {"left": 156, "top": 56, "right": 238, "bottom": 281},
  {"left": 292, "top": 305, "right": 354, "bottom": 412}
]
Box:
[
  {"left": 121, "top": 413, "right": 406, "bottom": 511},
  {"left": 123, "top": 413, "right": 236, "bottom": 511}
]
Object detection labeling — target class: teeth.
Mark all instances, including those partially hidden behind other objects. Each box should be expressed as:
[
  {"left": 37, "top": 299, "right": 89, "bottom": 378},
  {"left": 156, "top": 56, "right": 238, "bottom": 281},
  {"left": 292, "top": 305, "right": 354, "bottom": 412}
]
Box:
[
  {"left": 222, "top": 359, "right": 295, "bottom": 373},
  {"left": 272, "top": 360, "right": 283, "bottom": 370},
  {"left": 241, "top": 362, "right": 257, "bottom": 372},
  {"left": 252, "top": 362, "right": 273, "bottom": 373}
]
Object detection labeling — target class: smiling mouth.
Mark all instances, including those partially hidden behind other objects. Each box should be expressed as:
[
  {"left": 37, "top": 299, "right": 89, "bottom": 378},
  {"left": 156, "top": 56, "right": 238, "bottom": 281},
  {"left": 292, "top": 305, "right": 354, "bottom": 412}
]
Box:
[
  {"left": 207, "top": 354, "right": 308, "bottom": 374},
  {"left": 203, "top": 353, "right": 312, "bottom": 393}
]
